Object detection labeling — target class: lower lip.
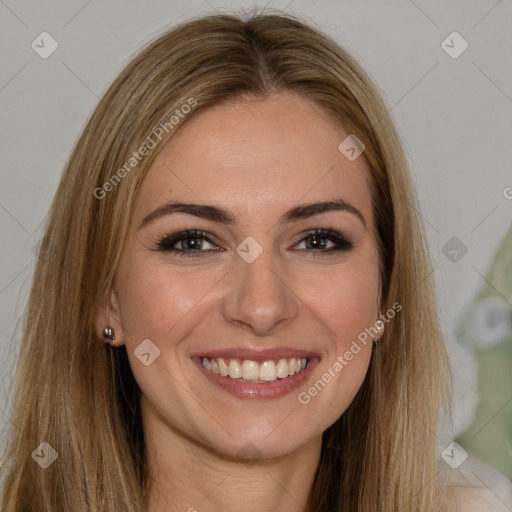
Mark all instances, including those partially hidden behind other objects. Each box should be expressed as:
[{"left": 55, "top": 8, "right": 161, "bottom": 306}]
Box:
[{"left": 192, "top": 357, "right": 320, "bottom": 400}]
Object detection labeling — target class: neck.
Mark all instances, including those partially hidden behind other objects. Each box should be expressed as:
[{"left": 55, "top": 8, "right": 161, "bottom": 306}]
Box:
[{"left": 143, "top": 400, "right": 322, "bottom": 512}]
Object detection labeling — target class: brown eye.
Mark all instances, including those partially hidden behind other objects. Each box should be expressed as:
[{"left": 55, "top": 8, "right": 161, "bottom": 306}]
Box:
[
  {"left": 157, "top": 230, "right": 221, "bottom": 256},
  {"left": 293, "top": 229, "right": 355, "bottom": 253}
]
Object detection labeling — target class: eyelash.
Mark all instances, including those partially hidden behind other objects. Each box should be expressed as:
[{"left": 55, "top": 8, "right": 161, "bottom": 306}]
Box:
[{"left": 156, "top": 228, "right": 355, "bottom": 257}]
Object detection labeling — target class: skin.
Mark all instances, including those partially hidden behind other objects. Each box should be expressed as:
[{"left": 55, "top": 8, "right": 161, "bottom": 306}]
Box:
[{"left": 96, "top": 92, "right": 384, "bottom": 512}]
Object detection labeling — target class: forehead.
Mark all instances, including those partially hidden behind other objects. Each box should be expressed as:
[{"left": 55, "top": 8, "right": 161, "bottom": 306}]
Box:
[{"left": 133, "top": 92, "right": 374, "bottom": 226}]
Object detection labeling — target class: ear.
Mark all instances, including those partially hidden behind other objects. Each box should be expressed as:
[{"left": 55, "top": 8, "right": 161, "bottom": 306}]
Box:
[{"left": 94, "top": 287, "right": 125, "bottom": 347}]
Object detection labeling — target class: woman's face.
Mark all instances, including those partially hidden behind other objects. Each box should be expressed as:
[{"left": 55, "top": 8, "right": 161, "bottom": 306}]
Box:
[{"left": 107, "top": 92, "right": 382, "bottom": 460}]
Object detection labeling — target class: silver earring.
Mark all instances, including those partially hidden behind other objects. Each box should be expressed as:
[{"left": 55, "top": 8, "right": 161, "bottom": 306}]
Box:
[
  {"left": 103, "top": 326, "right": 116, "bottom": 342},
  {"left": 372, "top": 338, "right": 380, "bottom": 346}
]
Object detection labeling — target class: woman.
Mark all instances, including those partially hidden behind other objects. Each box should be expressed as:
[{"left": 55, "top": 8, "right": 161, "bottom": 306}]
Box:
[{"left": 1, "top": 9, "right": 510, "bottom": 512}]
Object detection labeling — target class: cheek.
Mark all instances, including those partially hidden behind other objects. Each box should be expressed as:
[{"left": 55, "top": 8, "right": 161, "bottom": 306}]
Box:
[
  {"left": 305, "top": 261, "right": 379, "bottom": 346},
  {"left": 296, "top": 264, "right": 377, "bottom": 421},
  {"left": 116, "top": 259, "right": 209, "bottom": 345}
]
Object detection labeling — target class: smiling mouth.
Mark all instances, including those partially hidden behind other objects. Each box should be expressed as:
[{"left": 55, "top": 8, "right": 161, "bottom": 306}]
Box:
[{"left": 201, "top": 357, "right": 309, "bottom": 383}]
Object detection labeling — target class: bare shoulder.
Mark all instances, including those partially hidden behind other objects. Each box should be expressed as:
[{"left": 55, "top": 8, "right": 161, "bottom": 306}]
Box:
[{"left": 441, "top": 452, "right": 512, "bottom": 512}]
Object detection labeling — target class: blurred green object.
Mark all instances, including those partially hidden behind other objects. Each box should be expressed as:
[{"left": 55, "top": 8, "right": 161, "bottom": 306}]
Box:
[{"left": 455, "top": 223, "right": 512, "bottom": 479}]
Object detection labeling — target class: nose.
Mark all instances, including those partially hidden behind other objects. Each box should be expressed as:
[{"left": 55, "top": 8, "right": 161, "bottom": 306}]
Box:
[{"left": 222, "top": 248, "right": 300, "bottom": 336}]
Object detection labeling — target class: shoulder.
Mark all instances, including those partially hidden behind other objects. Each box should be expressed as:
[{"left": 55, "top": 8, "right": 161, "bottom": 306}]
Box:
[{"left": 441, "top": 452, "right": 512, "bottom": 512}]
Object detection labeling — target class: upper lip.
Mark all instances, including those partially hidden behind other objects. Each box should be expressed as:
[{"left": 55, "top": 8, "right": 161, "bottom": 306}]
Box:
[{"left": 190, "top": 347, "right": 320, "bottom": 362}]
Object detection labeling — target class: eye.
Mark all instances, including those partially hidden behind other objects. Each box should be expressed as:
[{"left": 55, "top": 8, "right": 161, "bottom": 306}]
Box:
[
  {"left": 293, "top": 229, "right": 355, "bottom": 253},
  {"left": 156, "top": 228, "right": 355, "bottom": 257},
  {"left": 156, "top": 230, "right": 220, "bottom": 256}
]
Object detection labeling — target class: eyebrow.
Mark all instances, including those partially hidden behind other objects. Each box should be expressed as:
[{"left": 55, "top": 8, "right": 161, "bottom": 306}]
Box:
[{"left": 139, "top": 199, "right": 366, "bottom": 229}]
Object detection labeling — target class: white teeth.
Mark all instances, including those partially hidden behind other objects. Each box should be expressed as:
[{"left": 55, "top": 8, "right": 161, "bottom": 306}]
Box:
[
  {"left": 242, "top": 360, "right": 259, "bottom": 380},
  {"left": 276, "top": 359, "right": 289, "bottom": 379},
  {"left": 218, "top": 357, "right": 229, "bottom": 376},
  {"left": 210, "top": 359, "right": 220, "bottom": 374},
  {"left": 259, "top": 361, "right": 277, "bottom": 381},
  {"left": 228, "top": 359, "right": 242, "bottom": 378},
  {"left": 201, "top": 357, "right": 309, "bottom": 382}
]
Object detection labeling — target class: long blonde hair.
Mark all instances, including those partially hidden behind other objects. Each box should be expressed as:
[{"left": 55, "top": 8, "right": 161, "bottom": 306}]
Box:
[{"left": 1, "top": 9, "right": 452, "bottom": 511}]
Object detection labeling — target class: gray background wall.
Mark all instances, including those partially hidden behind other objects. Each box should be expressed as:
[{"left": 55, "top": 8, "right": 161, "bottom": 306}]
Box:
[{"left": 1, "top": 0, "right": 511, "bottom": 472}]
